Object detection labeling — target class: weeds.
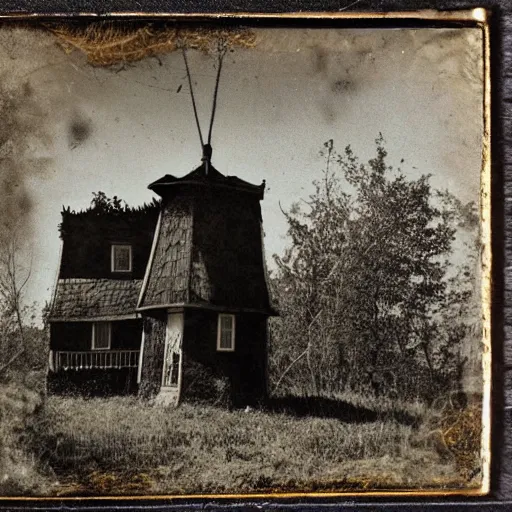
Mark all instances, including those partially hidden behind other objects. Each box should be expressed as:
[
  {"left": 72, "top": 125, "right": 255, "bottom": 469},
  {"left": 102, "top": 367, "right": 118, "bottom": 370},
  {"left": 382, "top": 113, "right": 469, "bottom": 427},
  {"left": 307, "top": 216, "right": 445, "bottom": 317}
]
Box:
[
  {"left": 29, "top": 394, "right": 478, "bottom": 495},
  {"left": 0, "top": 379, "right": 53, "bottom": 496}
]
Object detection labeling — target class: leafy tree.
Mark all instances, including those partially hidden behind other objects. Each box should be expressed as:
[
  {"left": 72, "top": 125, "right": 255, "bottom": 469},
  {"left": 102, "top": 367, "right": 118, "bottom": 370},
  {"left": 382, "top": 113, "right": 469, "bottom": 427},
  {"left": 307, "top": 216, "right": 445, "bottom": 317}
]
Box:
[{"left": 271, "top": 136, "right": 480, "bottom": 401}]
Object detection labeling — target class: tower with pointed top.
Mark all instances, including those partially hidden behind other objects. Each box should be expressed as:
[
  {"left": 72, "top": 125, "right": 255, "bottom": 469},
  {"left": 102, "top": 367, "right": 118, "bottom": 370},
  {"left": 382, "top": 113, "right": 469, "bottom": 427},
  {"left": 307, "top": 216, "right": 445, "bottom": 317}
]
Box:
[{"left": 137, "top": 156, "right": 276, "bottom": 406}]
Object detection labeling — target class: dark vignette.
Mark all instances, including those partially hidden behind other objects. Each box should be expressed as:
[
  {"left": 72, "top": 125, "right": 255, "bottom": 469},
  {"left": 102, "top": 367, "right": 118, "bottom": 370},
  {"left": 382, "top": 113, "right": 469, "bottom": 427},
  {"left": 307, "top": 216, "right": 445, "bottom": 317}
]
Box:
[{"left": 0, "top": 0, "right": 509, "bottom": 511}]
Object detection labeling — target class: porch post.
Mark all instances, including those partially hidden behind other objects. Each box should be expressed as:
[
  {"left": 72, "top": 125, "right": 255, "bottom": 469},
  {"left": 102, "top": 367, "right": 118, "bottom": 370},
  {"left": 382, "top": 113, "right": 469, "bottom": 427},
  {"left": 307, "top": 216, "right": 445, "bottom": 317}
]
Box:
[{"left": 137, "top": 326, "right": 145, "bottom": 384}]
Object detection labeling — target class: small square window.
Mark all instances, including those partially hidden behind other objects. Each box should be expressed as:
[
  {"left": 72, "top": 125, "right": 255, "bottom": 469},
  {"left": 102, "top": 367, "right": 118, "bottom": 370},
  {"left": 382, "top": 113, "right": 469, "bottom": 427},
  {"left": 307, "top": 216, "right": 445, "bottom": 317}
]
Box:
[
  {"left": 92, "top": 322, "right": 111, "bottom": 350},
  {"left": 217, "top": 314, "right": 235, "bottom": 352},
  {"left": 111, "top": 244, "right": 132, "bottom": 272}
]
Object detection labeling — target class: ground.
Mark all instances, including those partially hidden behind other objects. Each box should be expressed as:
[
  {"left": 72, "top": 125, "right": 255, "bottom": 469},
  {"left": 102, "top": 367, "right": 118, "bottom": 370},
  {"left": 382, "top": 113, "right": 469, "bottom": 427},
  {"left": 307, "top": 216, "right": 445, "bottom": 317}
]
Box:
[{"left": 23, "top": 393, "right": 482, "bottom": 496}]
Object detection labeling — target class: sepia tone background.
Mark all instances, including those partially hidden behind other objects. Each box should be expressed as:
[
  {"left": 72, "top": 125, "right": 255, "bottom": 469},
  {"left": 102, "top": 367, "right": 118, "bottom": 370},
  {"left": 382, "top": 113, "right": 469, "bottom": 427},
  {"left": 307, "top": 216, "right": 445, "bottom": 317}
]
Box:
[{"left": 0, "top": 26, "right": 483, "bottom": 319}]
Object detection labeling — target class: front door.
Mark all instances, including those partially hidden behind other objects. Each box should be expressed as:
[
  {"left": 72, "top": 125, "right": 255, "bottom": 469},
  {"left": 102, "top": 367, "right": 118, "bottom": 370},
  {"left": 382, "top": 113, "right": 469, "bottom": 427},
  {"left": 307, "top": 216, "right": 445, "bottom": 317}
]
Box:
[{"left": 162, "top": 312, "right": 184, "bottom": 392}]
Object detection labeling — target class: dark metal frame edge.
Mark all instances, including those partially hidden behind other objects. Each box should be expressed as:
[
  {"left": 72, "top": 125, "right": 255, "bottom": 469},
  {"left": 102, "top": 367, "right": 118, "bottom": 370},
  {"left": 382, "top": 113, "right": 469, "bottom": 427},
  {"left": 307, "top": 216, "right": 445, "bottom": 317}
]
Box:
[{"left": 0, "top": 0, "right": 509, "bottom": 510}]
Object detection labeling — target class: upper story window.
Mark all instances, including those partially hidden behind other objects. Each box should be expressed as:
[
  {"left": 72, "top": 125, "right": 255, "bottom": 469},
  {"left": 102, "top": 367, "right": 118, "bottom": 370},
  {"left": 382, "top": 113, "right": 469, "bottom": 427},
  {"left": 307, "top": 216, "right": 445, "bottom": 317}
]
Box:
[
  {"left": 111, "top": 244, "right": 132, "bottom": 273},
  {"left": 217, "top": 314, "right": 235, "bottom": 352},
  {"left": 92, "top": 321, "right": 111, "bottom": 350}
]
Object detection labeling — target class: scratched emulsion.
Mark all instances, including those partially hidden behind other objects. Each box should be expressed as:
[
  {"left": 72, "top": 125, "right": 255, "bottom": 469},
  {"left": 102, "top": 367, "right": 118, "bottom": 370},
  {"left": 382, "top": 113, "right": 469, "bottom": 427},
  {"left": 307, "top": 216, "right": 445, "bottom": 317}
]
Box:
[
  {"left": 0, "top": 59, "right": 50, "bottom": 242},
  {"left": 68, "top": 112, "right": 93, "bottom": 150}
]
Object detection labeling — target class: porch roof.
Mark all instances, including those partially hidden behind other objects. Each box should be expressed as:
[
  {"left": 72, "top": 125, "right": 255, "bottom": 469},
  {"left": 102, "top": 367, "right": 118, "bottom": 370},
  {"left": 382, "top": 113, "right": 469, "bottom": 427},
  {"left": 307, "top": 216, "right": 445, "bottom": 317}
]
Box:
[{"left": 48, "top": 278, "right": 142, "bottom": 322}]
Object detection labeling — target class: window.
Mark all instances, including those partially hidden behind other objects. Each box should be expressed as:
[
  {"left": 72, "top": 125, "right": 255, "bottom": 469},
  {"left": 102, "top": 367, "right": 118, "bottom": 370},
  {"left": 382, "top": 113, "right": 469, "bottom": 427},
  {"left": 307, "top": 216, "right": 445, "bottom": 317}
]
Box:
[
  {"left": 92, "top": 322, "right": 111, "bottom": 350},
  {"left": 217, "top": 314, "right": 235, "bottom": 351},
  {"left": 111, "top": 244, "right": 132, "bottom": 272}
]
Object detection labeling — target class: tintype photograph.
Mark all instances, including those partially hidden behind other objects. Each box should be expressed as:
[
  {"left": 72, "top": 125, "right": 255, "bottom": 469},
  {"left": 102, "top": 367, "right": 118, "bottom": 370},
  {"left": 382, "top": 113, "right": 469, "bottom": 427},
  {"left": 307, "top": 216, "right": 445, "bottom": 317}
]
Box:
[{"left": 0, "top": 12, "right": 490, "bottom": 498}]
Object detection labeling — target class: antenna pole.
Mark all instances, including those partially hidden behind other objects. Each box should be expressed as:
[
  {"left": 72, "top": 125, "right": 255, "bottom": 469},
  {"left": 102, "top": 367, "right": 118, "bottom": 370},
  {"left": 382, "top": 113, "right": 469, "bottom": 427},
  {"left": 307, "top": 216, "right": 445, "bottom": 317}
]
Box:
[
  {"left": 207, "top": 46, "right": 226, "bottom": 146},
  {"left": 182, "top": 48, "right": 204, "bottom": 150},
  {"left": 182, "top": 42, "right": 227, "bottom": 176}
]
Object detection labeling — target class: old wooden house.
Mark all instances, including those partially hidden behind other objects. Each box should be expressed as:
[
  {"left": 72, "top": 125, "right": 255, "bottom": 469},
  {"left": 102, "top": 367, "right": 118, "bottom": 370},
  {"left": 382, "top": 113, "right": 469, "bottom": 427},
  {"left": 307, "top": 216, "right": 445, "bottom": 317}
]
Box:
[
  {"left": 47, "top": 201, "right": 159, "bottom": 395},
  {"left": 47, "top": 161, "right": 276, "bottom": 406}
]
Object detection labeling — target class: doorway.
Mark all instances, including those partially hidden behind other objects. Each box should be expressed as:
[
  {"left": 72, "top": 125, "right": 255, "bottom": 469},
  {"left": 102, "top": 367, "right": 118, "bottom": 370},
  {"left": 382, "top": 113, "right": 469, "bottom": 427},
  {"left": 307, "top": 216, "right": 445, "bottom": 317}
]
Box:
[{"left": 161, "top": 312, "right": 184, "bottom": 397}]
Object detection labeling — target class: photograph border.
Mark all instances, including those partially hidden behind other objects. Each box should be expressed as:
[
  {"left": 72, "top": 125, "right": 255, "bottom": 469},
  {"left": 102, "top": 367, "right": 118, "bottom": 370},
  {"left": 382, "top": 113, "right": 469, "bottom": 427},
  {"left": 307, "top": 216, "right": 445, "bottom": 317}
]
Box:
[{"left": 0, "top": 2, "right": 505, "bottom": 509}]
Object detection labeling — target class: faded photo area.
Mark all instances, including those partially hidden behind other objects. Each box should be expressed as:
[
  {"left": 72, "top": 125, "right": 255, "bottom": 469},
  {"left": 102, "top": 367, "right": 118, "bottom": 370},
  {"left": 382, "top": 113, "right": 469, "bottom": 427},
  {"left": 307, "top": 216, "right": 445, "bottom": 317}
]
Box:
[{"left": 0, "top": 22, "right": 486, "bottom": 496}]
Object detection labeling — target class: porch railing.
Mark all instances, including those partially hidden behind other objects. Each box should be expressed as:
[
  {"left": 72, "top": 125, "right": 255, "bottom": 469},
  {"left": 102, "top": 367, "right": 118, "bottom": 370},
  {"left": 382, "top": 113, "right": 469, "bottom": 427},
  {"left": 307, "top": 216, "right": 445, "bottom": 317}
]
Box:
[{"left": 52, "top": 350, "right": 140, "bottom": 371}]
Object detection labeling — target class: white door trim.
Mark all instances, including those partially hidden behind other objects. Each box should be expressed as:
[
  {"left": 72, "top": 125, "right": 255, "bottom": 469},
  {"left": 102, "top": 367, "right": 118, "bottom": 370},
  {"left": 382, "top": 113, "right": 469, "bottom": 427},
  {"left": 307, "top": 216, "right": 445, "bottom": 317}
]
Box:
[
  {"left": 137, "top": 326, "right": 145, "bottom": 384},
  {"left": 161, "top": 312, "right": 184, "bottom": 391}
]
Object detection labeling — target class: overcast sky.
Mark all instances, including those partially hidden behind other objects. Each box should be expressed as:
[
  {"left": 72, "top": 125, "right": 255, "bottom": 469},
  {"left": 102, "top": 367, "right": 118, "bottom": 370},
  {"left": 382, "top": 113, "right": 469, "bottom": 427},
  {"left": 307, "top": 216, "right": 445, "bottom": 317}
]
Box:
[{"left": 0, "top": 25, "right": 483, "bottom": 315}]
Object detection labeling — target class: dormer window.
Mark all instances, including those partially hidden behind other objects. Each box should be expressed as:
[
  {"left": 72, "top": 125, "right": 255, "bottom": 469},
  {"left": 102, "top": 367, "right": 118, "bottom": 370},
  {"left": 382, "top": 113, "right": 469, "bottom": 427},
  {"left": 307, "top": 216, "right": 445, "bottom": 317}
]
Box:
[{"left": 111, "top": 244, "right": 132, "bottom": 273}]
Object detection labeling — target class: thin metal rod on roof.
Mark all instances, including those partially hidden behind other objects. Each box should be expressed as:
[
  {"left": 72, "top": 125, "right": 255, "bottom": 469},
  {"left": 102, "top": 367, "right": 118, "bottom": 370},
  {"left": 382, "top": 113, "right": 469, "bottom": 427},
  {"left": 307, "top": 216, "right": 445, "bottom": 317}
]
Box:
[
  {"left": 182, "top": 43, "right": 227, "bottom": 176},
  {"left": 207, "top": 47, "right": 226, "bottom": 147},
  {"left": 182, "top": 48, "right": 205, "bottom": 150}
]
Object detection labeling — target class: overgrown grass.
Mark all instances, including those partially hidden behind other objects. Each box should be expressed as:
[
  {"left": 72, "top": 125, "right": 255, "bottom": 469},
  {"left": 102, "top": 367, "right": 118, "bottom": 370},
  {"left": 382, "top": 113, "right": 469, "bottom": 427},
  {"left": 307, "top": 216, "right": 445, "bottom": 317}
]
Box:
[
  {"left": 0, "top": 378, "right": 53, "bottom": 496},
  {"left": 31, "top": 394, "right": 481, "bottom": 496}
]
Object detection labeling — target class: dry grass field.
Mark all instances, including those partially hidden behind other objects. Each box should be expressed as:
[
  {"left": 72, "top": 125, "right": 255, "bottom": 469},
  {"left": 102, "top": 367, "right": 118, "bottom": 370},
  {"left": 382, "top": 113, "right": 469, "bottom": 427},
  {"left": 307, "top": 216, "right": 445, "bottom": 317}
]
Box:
[{"left": 23, "top": 393, "right": 482, "bottom": 496}]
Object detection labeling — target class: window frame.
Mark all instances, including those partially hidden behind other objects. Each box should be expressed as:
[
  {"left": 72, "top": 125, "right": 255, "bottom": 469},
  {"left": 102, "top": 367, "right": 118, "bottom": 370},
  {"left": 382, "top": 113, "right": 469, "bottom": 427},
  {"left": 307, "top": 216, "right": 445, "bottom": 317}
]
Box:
[
  {"left": 92, "top": 321, "right": 112, "bottom": 351},
  {"left": 216, "top": 314, "right": 236, "bottom": 352},
  {"left": 111, "top": 244, "right": 133, "bottom": 273}
]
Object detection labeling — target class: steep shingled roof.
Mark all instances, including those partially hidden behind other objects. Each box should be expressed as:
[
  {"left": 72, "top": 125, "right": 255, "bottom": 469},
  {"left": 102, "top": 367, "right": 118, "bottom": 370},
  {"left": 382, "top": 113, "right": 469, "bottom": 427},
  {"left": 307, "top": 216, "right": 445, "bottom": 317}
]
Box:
[
  {"left": 137, "top": 169, "right": 277, "bottom": 315},
  {"left": 136, "top": 195, "right": 193, "bottom": 309},
  {"left": 49, "top": 278, "right": 142, "bottom": 321}
]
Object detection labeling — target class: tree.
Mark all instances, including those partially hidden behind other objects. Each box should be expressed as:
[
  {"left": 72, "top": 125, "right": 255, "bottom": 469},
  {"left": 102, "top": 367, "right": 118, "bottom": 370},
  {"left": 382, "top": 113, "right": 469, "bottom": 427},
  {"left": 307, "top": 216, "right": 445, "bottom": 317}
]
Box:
[
  {"left": 271, "top": 136, "right": 480, "bottom": 401},
  {"left": 0, "top": 229, "right": 31, "bottom": 376},
  {"left": 0, "top": 227, "right": 47, "bottom": 380}
]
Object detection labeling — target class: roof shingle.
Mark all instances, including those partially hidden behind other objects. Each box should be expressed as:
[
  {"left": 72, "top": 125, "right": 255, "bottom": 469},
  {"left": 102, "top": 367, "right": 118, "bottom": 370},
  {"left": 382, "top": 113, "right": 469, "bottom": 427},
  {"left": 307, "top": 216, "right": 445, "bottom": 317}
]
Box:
[{"left": 49, "top": 278, "right": 142, "bottom": 321}]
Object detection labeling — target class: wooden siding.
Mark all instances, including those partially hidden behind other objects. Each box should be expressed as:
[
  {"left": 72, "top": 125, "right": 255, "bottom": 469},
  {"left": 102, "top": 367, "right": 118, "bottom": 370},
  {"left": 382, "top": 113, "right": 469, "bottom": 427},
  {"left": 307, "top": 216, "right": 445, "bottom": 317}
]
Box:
[
  {"left": 138, "top": 310, "right": 268, "bottom": 405},
  {"left": 181, "top": 309, "right": 268, "bottom": 406},
  {"left": 50, "top": 319, "right": 143, "bottom": 351},
  {"left": 138, "top": 314, "right": 167, "bottom": 398},
  {"left": 48, "top": 319, "right": 142, "bottom": 396},
  {"left": 138, "top": 195, "right": 193, "bottom": 308},
  {"left": 59, "top": 209, "right": 158, "bottom": 280},
  {"left": 189, "top": 188, "right": 271, "bottom": 312}
]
